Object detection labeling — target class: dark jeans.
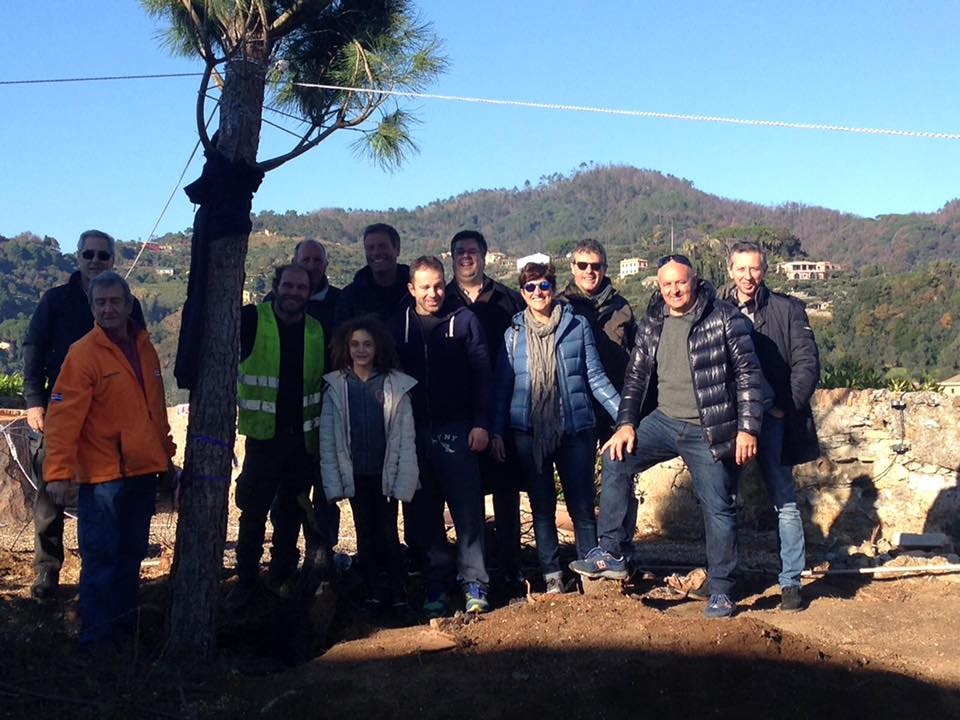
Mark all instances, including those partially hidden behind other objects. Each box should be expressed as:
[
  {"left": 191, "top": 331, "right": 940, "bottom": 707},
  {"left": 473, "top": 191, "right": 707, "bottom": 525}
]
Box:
[
  {"left": 598, "top": 410, "right": 739, "bottom": 596},
  {"left": 515, "top": 428, "right": 598, "bottom": 579},
  {"left": 479, "top": 446, "right": 522, "bottom": 579},
  {"left": 235, "top": 433, "right": 314, "bottom": 583},
  {"left": 593, "top": 421, "right": 639, "bottom": 560},
  {"left": 349, "top": 473, "right": 405, "bottom": 600},
  {"left": 271, "top": 480, "right": 340, "bottom": 556},
  {"left": 30, "top": 431, "right": 64, "bottom": 574},
  {"left": 77, "top": 474, "right": 157, "bottom": 647},
  {"left": 406, "top": 421, "right": 488, "bottom": 588}
]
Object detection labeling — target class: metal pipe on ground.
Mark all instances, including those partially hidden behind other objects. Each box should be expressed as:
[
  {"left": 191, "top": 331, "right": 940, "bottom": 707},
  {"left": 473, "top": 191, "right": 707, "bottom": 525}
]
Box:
[{"left": 802, "top": 564, "right": 960, "bottom": 577}]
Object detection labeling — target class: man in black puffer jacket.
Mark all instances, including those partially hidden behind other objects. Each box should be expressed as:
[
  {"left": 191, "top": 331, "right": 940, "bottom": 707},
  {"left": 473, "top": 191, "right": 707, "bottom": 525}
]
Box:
[{"left": 570, "top": 255, "right": 764, "bottom": 619}]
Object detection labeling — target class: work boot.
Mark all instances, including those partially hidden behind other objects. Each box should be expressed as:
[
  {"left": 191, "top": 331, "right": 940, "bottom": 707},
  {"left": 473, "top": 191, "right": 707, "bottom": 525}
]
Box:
[
  {"left": 780, "top": 585, "right": 803, "bottom": 612},
  {"left": 31, "top": 568, "right": 59, "bottom": 602},
  {"left": 224, "top": 575, "right": 259, "bottom": 613}
]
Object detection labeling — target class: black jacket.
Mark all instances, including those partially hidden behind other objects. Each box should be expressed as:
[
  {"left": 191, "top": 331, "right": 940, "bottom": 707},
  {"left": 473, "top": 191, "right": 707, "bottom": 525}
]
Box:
[
  {"left": 727, "top": 283, "right": 821, "bottom": 464},
  {"left": 560, "top": 277, "right": 636, "bottom": 393},
  {"left": 334, "top": 264, "right": 411, "bottom": 327},
  {"left": 23, "top": 271, "right": 145, "bottom": 408},
  {"left": 389, "top": 304, "right": 491, "bottom": 431},
  {"left": 618, "top": 280, "right": 764, "bottom": 461},
  {"left": 443, "top": 276, "right": 524, "bottom": 365}
]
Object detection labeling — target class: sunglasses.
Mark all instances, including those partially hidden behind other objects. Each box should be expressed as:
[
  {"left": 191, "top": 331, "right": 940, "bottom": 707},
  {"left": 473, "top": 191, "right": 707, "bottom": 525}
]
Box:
[
  {"left": 81, "top": 250, "right": 112, "bottom": 261},
  {"left": 657, "top": 254, "right": 692, "bottom": 268},
  {"left": 574, "top": 261, "right": 605, "bottom": 272},
  {"left": 522, "top": 280, "right": 554, "bottom": 294}
]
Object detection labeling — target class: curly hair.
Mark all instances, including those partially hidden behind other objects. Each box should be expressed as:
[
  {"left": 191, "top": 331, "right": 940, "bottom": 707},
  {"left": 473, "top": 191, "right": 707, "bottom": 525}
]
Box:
[{"left": 329, "top": 315, "right": 399, "bottom": 373}]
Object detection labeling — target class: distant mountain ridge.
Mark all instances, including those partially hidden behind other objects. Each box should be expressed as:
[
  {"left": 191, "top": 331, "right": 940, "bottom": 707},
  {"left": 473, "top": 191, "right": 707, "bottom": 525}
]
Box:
[{"left": 248, "top": 165, "right": 960, "bottom": 271}]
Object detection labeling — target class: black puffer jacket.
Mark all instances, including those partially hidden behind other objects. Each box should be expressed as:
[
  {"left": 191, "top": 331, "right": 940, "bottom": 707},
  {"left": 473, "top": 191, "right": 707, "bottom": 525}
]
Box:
[{"left": 617, "top": 280, "right": 764, "bottom": 461}]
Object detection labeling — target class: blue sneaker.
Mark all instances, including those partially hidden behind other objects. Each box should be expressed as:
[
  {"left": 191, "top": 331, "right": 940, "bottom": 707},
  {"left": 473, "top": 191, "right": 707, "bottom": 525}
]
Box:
[
  {"left": 464, "top": 582, "right": 489, "bottom": 613},
  {"left": 704, "top": 593, "right": 735, "bottom": 619},
  {"left": 568, "top": 547, "right": 629, "bottom": 580},
  {"left": 423, "top": 589, "right": 449, "bottom": 619}
]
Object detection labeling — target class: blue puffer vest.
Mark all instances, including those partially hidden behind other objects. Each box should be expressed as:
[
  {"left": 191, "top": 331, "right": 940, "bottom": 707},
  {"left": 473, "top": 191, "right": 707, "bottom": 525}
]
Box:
[{"left": 492, "top": 303, "right": 620, "bottom": 437}]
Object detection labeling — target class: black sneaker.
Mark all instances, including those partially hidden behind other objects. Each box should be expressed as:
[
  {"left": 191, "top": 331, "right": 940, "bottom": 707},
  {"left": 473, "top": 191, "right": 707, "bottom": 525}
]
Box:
[
  {"left": 31, "top": 568, "right": 59, "bottom": 602},
  {"left": 780, "top": 585, "right": 803, "bottom": 612}
]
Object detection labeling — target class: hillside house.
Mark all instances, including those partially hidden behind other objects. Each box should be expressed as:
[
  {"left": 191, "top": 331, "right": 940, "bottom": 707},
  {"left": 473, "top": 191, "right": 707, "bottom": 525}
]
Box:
[
  {"left": 619, "top": 257, "right": 649, "bottom": 279},
  {"left": 516, "top": 252, "right": 551, "bottom": 271},
  {"left": 777, "top": 261, "right": 842, "bottom": 281},
  {"left": 939, "top": 374, "right": 960, "bottom": 397}
]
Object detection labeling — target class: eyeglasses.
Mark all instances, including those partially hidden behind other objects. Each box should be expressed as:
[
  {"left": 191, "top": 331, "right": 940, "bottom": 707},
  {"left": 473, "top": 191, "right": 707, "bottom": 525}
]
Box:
[
  {"left": 657, "top": 254, "right": 692, "bottom": 268},
  {"left": 574, "top": 261, "right": 605, "bottom": 272},
  {"left": 522, "top": 280, "right": 554, "bottom": 294},
  {"left": 81, "top": 250, "right": 112, "bottom": 261},
  {"left": 453, "top": 248, "right": 482, "bottom": 257}
]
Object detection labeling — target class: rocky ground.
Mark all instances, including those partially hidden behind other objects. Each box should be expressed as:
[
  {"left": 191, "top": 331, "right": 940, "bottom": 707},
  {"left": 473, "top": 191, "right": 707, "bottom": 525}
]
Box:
[{"left": 1, "top": 504, "right": 959, "bottom": 719}]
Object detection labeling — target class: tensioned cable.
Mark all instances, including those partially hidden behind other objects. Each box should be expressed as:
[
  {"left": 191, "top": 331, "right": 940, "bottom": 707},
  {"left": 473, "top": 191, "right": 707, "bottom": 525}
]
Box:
[
  {"left": 0, "top": 72, "right": 202, "bottom": 85},
  {"left": 294, "top": 82, "right": 960, "bottom": 141},
  {"left": 4, "top": 71, "right": 957, "bottom": 140}
]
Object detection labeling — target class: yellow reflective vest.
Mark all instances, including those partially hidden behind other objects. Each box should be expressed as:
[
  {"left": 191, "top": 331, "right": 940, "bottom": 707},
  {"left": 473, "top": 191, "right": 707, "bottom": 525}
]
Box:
[{"left": 237, "top": 303, "right": 324, "bottom": 453}]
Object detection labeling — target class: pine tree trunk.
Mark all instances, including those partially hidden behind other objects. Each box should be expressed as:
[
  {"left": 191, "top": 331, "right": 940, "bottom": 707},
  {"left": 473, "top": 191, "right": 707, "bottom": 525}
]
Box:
[
  {"left": 164, "top": 231, "right": 247, "bottom": 662},
  {"left": 164, "top": 41, "right": 267, "bottom": 663}
]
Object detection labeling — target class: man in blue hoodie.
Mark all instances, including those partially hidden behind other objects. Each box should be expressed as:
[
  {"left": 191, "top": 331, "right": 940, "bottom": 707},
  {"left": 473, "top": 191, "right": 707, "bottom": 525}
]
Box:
[{"left": 389, "top": 256, "right": 492, "bottom": 617}]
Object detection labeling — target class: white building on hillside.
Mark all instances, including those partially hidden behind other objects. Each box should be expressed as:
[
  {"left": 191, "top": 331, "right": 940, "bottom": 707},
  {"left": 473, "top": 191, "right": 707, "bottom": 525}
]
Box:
[
  {"left": 516, "top": 252, "right": 551, "bottom": 271},
  {"left": 619, "top": 257, "right": 649, "bottom": 279},
  {"left": 939, "top": 374, "right": 960, "bottom": 397},
  {"left": 777, "top": 260, "right": 842, "bottom": 281}
]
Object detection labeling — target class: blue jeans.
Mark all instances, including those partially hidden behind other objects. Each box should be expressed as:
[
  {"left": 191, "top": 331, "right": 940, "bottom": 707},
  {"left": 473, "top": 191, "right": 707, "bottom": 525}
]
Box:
[
  {"left": 515, "top": 429, "right": 598, "bottom": 579},
  {"left": 77, "top": 474, "right": 158, "bottom": 647},
  {"left": 756, "top": 413, "right": 806, "bottom": 588},
  {"left": 598, "top": 410, "right": 739, "bottom": 596},
  {"left": 408, "top": 421, "right": 489, "bottom": 588}
]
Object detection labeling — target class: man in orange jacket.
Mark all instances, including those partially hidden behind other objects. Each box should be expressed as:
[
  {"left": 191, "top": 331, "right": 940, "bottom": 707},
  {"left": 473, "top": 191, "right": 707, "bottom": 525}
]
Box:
[{"left": 44, "top": 271, "right": 175, "bottom": 648}]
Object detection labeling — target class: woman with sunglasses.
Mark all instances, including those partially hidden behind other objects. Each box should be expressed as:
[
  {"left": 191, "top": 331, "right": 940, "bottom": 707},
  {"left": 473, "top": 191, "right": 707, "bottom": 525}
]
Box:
[{"left": 491, "top": 262, "right": 621, "bottom": 593}]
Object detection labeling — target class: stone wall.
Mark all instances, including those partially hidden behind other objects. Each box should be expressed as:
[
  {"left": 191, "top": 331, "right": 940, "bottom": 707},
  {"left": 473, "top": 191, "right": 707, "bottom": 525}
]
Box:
[{"left": 633, "top": 390, "right": 960, "bottom": 554}]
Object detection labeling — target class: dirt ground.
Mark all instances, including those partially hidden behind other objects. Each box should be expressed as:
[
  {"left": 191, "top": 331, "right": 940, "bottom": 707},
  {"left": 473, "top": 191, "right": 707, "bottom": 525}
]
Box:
[{"left": 1, "top": 504, "right": 959, "bottom": 720}]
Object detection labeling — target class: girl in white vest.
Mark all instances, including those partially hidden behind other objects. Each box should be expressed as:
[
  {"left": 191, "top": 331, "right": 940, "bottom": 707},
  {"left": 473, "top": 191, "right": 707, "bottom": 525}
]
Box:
[{"left": 319, "top": 316, "right": 419, "bottom": 614}]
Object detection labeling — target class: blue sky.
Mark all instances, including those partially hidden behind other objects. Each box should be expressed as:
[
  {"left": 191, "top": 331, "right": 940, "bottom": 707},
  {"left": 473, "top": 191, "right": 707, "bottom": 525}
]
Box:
[{"left": 2, "top": 2, "right": 958, "bottom": 246}]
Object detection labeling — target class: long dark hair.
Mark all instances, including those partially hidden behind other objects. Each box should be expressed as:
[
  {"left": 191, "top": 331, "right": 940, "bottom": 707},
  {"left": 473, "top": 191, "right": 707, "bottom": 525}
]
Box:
[{"left": 329, "top": 315, "right": 399, "bottom": 374}]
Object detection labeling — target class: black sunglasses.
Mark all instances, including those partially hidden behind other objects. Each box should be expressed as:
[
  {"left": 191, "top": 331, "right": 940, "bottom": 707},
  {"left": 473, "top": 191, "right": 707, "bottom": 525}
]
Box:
[
  {"left": 574, "top": 261, "right": 605, "bottom": 272},
  {"left": 657, "top": 254, "right": 692, "bottom": 268},
  {"left": 522, "top": 280, "right": 554, "bottom": 293},
  {"left": 81, "top": 250, "right": 112, "bottom": 261}
]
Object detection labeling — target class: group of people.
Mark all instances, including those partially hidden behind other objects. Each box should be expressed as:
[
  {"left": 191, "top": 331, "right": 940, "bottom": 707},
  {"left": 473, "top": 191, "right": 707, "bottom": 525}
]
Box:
[{"left": 23, "top": 220, "right": 820, "bottom": 648}]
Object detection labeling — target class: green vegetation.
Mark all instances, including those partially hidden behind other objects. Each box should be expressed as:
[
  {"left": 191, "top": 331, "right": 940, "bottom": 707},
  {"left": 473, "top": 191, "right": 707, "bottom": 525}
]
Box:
[{"left": 0, "top": 373, "right": 24, "bottom": 396}]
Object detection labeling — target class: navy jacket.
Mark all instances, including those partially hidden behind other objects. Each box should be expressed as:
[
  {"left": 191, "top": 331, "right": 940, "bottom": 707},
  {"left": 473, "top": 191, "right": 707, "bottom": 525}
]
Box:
[
  {"left": 23, "top": 271, "right": 145, "bottom": 408},
  {"left": 444, "top": 276, "right": 524, "bottom": 365},
  {"left": 335, "top": 264, "right": 411, "bottom": 327},
  {"left": 492, "top": 303, "right": 620, "bottom": 438},
  {"left": 389, "top": 304, "right": 492, "bottom": 431},
  {"left": 726, "top": 283, "right": 821, "bottom": 464}
]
